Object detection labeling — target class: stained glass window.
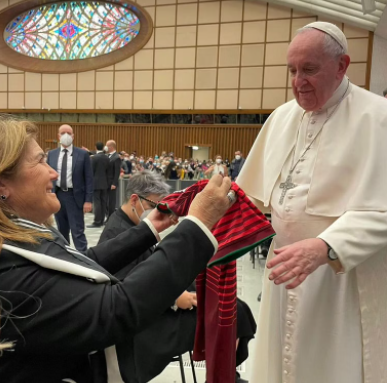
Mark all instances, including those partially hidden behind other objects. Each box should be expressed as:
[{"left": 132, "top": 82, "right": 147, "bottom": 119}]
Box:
[{"left": 3, "top": 1, "right": 141, "bottom": 60}]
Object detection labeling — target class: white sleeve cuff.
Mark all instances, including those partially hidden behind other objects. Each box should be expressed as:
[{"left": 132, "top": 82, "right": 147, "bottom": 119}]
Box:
[
  {"left": 184, "top": 216, "right": 218, "bottom": 255},
  {"left": 143, "top": 218, "right": 161, "bottom": 242}
]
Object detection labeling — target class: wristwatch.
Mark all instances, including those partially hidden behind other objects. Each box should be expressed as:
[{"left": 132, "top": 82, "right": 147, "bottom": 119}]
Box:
[{"left": 326, "top": 243, "right": 338, "bottom": 261}]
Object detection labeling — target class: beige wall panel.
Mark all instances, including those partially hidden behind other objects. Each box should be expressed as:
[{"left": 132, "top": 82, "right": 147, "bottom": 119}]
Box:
[
  {"left": 0, "top": 93, "right": 7, "bottom": 108},
  {"left": 115, "top": 71, "right": 133, "bottom": 91},
  {"left": 134, "top": 50, "right": 154, "bottom": 70},
  {"left": 347, "top": 39, "right": 368, "bottom": 62},
  {"left": 0, "top": 64, "right": 7, "bottom": 73},
  {"left": 194, "top": 90, "right": 216, "bottom": 108},
  {"left": 154, "top": 48, "right": 175, "bottom": 69},
  {"left": 155, "top": 27, "right": 176, "bottom": 47},
  {"left": 153, "top": 91, "right": 173, "bottom": 108},
  {"left": 197, "top": 24, "right": 219, "bottom": 46},
  {"left": 347, "top": 63, "right": 367, "bottom": 86},
  {"left": 264, "top": 66, "right": 287, "bottom": 87},
  {"left": 156, "top": 5, "right": 176, "bottom": 26},
  {"left": 262, "top": 88, "right": 286, "bottom": 108},
  {"left": 115, "top": 57, "right": 134, "bottom": 71},
  {"left": 25, "top": 73, "right": 42, "bottom": 91},
  {"left": 144, "top": 6, "right": 156, "bottom": 23},
  {"left": 60, "top": 92, "right": 77, "bottom": 109},
  {"left": 196, "top": 69, "right": 217, "bottom": 89},
  {"left": 198, "top": 2, "right": 220, "bottom": 24},
  {"left": 177, "top": 3, "right": 198, "bottom": 25},
  {"left": 239, "top": 89, "right": 262, "bottom": 108},
  {"left": 243, "top": 1, "right": 267, "bottom": 21},
  {"left": 267, "top": 4, "right": 291, "bottom": 19},
  {"left": 25, "top": 92, "right": 41, "bottom": 109},
  {"left": 241, "top": 44, "right": 264, "bottom": 66},
  {"left": 8, "top": 74, "right": 24, "bottom": 91},
  {"left": 42, "top": 92, "right": 59, "bottom": 109},
  {"left": 114, "top": 92, "right": 133, "bottom": 109},
  {"left": 216, "top": 89, "right": 238, "bottom": 108},
  {"left": 137, "top": 0, "right": 155, "bottom": 5},
  {"left": 197, "top": 46, "right": 218, "bottom": 67},
  {"left": 77, "top": 92, "right": 95, "bottom": 109},
  {"left": 221, "top": 0, "right": 243, "bottom": 22},
  {"left": 220, "top": 22, "right": 242, "bottom": 45},
  {"left": 173, "top": 90, "right": 194, "bottom": 108},
  {"left": 133, "top": 91, "right": 153, "bottom": 108},
  {"left": 175, "top": 69, "right": 195, "bottom": 89},
  {"left": 77, "top": 71, "right": 95, "bottom": 91},
  {"left": 175, "top": 48, "right": 196, "bottom": 68},
  {"left": 96, "top": 92, "right": 114, "bottom": 109},
  {"left": 8, "top": 68, "right": 23, "bottom": 73},
  {"left": 42, "top": 74, "right": 59, "bottom": 91},
  {"left": 60, "top": 74, "right": 77, "bottom": 91},
  {"left": 154, "top": 70, "right": 174, "bottom": 89},
  {"left": 97, "top": 65, "right": 114, "bottom": 71},
  {"left": 134, "top": 71, "right": 153, "bottom": 90},
  {"left": 144, "top": 32, "right": 155, "bottom": 49},
  {"left": 240, "top": 67, "right": 263, "bottom": 88},
  {"left": 242, "top": 21, "right": 266, "bottom": 43},
  {"left": 265, "top": 42, "right": 289, "bottom": 65},
  {"left": 157, "top": 0, "right": 176, "bottom": 5},
  {"left": 292, "top": 9, "right": 314, "bottom": 17},
  {"left": 291, "top": 17, "right": 316, "bottom": 38},
  {"left": 286, "top": 88, "right": 295, "bottom": 101},
  {"left": 0, "top": 0, "right": 9, "bottom": 11},
  {"left": 96, "top": 72, "right": 114, "bottom": 91},
  {"left": 176, "top": 26, "right": 197, "bottom": 46},
  {"left": 8, "top": 92, "right": 24, "bottom": 108},
  {"left": 218, "top": 68, "right": 239, "bottom": 88},
  {"left": 219, "top": 45, "right": 240, "bottom": 67},
  {"left": 0, "top": 74, "right": 7, "bottom": 91},
  {"left": 266, "top": 19, "right": 290, "bottom": 42},
  {"left": 343, "top": 24, "right": 369, "bottom": 38}
]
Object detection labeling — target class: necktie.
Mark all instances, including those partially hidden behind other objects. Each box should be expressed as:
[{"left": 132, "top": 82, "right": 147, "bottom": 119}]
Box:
[{"left": 60, "top": 149, "right": 68, "bottom": 191}]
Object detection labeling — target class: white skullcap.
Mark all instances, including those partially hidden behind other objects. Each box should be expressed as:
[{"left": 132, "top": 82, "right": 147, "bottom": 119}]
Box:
[{"left": 302, "top": 21, "right": 348, "bottom": 54}]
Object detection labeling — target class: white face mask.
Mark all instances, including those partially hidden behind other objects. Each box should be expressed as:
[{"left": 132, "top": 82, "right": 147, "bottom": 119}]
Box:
[
  {"left": 60, "top": 133, "right": 73, "bottom": 147},
  {"left": 235, "top": 155, "right": 241, "bottom": 160},
  {"left": 216, "top": 159, "right": 222, "bottom": 164},
  {"left": 104, "top": 146, "right": 108, "bottom": 152},
  {"left": 129, "top": 155, "right": 134, "bottom": 160}
]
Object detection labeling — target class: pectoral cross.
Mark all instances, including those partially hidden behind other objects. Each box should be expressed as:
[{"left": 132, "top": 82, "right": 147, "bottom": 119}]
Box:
[{"left": 279, "top": 175, "right": 296, "bottom": 205}]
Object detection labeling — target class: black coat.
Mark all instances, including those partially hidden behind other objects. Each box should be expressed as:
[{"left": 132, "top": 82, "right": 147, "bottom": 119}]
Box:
[
  {"left": 107, "top": 152, "right": 121, "bottom": 187},
  {"left": 91, "top": 152, "right": 110, "bottom": 191},
  {"left": 0, "top": 218, "right": 214, "bottom": 383}
]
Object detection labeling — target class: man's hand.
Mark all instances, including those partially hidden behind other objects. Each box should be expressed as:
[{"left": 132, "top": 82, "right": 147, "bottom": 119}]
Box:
[
  {"left": 176, "top": 291, "right": 197, "bottom": 310},
  {"left": 188, "top": 175, "right": 233, "bottom": 230},
  {"left": 147, "top": 209, "right": 178, "bottom": 233},
  {"left": 83, "top": 202, "right": 92, "bottom": 213},
  {"left": 267, "top": 238, "right": 329, "bottom": 289},
  {"left": 111, "top": 185, "right": 116, "bottom": 190}
]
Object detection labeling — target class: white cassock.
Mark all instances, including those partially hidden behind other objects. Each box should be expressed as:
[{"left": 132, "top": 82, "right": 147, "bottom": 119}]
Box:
[{"left": 237, "top": 77, "right": 387, "bottom": 383}]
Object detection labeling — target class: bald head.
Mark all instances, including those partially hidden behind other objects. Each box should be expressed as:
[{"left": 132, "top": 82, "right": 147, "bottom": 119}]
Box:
[
  {"left": 106, "top": 140, "right": 117, "bottom": 153},
  {"left": 58, "top": 124, "right": 73, "bottom": 135},
  {"left": 287, "top": 28, "right": 350, "bottom": 111}
]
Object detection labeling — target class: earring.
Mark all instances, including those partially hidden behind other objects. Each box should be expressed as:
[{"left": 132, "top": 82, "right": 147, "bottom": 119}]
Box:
[{"left": 1, "top": 195, "right": 6, "bottom": 200}]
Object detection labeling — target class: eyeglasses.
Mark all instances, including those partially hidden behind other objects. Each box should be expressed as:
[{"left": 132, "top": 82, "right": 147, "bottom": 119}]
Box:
[{"left": 139, "top": 196, "right": 159, "bottom": 209}]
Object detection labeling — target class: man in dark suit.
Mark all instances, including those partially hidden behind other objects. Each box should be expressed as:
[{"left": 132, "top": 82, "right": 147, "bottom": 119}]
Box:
[
  {"left": 106, "top": 140, "right": 121, "bottom": 218},
  {"left": 88, "top": 142, "right": 110, "bottom": 228},
  {"left": 47, "top": 124, "right": 93, "bottom": 251}
]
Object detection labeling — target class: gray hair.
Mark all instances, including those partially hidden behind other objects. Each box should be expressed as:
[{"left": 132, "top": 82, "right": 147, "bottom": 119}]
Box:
[
  {"left": 125, "top": 170, "right": 171, "bottom": 202},
  {"left": 296, "top": 28, "right": 345, "bottom": 59}
]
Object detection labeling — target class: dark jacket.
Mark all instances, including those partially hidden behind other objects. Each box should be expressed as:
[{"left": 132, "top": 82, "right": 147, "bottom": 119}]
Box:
[
  {"left": 47, "top": 146, "right": 93, "bottom": 208},
  {"left": 0, "top": 218, "right": 214, "bottom": 383},
  {"left": 91, "top": 152, "right": 110, "bottom": 191},
  {"left": 107, "top": 152, "right": 121, "bottom": 187}
]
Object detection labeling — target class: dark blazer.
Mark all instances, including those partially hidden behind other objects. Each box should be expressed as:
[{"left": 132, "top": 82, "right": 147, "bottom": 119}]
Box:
[
  {"left": 47, "top": 146, "right": 93, "bottom": 209},
  {"left": 107, "top": 152, "right": 121, "bottom": 188},
  {"left": 0, "top": 219, "right": 215, "bottom": 383},
  {"left": 91, "top": 152, "right": 110, "bottom": 191}
]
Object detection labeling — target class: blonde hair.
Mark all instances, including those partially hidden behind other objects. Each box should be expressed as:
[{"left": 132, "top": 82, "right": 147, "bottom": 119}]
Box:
[{"left": 0, "top": 116, "right": 52, "bottom": 248}]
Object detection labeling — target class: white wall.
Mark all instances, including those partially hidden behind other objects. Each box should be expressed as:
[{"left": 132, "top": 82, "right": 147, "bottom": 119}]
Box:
[
  {"left": 193, "top": 147, "right": 210, "bottom": 162},
  {"left": 370, "top": 34, "right": 387, "bottom": 97}
]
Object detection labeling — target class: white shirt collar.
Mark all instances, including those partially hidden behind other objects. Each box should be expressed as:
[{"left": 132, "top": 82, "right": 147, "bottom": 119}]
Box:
[{"left": 61, "top": 144, "right": 73, "bottom": 154}]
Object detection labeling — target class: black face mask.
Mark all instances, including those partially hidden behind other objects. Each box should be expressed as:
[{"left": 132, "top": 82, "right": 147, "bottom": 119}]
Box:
[{"left": 149, "top": 161, "right": 153, "bottom": 165}]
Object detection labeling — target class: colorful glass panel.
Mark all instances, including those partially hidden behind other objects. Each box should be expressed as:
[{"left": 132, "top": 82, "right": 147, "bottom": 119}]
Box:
[{"left": 3, "top": 1, "right": 141, "bottom": 60}]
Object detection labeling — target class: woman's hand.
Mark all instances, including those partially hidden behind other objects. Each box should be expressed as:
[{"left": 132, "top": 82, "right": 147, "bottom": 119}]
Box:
[
  {"left": 188, "top": 175, "right": 233, "bottom": 230},
  {"left": 176, "top": 291, "right": 197, "bottom": 310}
]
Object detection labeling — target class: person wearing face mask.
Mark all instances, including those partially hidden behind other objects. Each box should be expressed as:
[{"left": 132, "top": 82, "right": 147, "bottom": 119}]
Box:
[
  {"left": 105, "top": 140, "right": 121, "bottom": 219},
  {"left": 205, "top": 155, "right": 228, "bottom": 178},
  {"left": 230, "top": 151, "right": 246, "bottom": 181},
  {"left": 97, "top": 171, "right": 198, "bottom": 383},
  {"left": 47, "top": 124, "right": 93, "bottom": 251}
]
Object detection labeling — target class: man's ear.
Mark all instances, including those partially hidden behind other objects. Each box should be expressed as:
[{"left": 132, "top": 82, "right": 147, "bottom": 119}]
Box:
[
  {"left": 130, "top": 194, "right": 139, "bottom": 207},
  {"left": 338, "top": 54, "right": 350, "bottom": 77}
]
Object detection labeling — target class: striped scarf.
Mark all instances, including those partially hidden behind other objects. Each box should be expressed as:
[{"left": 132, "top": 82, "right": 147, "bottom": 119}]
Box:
[{"left": 157, "top": 180, "right": 274, "bottom": 383}]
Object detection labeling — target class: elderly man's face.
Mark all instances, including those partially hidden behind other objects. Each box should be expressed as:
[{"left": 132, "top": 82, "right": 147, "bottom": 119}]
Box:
[{"left": 287, "top": 31, "right": 348, "bottom": 111}]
